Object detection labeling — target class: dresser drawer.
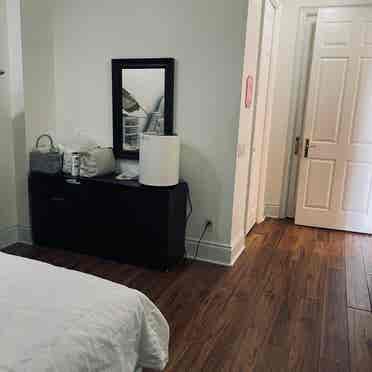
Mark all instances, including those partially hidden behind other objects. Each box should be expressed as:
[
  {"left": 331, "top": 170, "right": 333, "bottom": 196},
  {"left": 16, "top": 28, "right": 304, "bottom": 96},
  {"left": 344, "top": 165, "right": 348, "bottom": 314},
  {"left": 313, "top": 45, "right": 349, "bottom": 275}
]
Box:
[{"left": 29, "top": 172, "right": 187, "bottom": 269}]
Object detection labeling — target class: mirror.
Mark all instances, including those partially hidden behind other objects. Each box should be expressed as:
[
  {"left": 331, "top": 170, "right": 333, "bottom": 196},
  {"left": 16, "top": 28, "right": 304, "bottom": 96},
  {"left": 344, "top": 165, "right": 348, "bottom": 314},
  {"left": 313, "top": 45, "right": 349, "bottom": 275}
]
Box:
[{"left": 112, "top": 58, "right": 174, "bottom": 160}]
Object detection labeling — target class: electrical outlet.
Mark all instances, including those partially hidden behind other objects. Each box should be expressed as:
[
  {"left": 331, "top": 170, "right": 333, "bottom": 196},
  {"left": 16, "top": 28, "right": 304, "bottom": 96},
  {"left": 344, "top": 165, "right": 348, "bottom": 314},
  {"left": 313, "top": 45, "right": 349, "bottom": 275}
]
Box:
[{"left": 205, "top": 219, "right": 213, "bottom": 231}]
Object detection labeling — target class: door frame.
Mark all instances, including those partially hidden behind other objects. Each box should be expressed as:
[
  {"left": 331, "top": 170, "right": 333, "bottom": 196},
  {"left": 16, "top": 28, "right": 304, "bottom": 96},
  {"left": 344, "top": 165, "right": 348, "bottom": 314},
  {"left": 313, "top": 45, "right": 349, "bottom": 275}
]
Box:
[
  {"left": 245, "top": 0, "right": 282, "bottom": 234},
  {"left": 285, "top": 7, "right": 318, "bottom": 217}
]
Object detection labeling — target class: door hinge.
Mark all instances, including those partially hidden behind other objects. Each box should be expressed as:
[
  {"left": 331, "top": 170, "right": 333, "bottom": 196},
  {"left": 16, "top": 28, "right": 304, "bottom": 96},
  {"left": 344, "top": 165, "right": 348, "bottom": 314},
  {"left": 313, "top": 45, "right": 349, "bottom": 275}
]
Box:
[{"left": 294, "top": 136, "right": 301, "bottom": 155}]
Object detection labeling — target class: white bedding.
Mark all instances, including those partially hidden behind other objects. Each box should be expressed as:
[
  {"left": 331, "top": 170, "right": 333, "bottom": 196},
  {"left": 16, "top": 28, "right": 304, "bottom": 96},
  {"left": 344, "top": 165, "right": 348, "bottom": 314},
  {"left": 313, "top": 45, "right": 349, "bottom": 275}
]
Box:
[{"left": 0, "top": 252, "right": 169, "bottom": 372}]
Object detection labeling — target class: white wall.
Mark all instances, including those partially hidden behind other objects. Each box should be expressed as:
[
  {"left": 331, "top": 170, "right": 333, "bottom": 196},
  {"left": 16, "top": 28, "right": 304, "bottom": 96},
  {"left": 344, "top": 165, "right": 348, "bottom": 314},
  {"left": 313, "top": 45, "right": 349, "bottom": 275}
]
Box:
[
  {"left": 265, "top": 0, "right": 372, "bottom": 217},
  {"left": 21, "top": 0, "right": 250, "bottom": 261},
  {"left": 6, "top": 0, "right": 27, "bottom": 229},
  {"left": 0, "top": 0, "right": 17, "bottom": 235},
  {"left": 21, "top": 0, "right": 57, "bottom": 230},
  {"left": 0, "top": 0, "right": 23, "bottom": 246},
  {"left": 22, "top": 0, "right": 56, "bottom": 152}
]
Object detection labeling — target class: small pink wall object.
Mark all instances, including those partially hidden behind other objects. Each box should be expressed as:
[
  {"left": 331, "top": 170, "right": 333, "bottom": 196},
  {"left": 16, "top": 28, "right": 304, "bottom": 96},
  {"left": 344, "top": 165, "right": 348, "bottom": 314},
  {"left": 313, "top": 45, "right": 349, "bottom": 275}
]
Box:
[{"left": 245, "top": 75, "right": 254, "bottom": 109}]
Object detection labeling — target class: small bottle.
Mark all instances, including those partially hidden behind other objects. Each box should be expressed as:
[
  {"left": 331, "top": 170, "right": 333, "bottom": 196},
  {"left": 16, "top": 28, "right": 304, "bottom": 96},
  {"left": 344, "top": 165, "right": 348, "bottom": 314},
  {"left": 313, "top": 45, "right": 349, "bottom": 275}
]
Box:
[{"left": 71, "top": 152, "right": 81, "bottom": 177}]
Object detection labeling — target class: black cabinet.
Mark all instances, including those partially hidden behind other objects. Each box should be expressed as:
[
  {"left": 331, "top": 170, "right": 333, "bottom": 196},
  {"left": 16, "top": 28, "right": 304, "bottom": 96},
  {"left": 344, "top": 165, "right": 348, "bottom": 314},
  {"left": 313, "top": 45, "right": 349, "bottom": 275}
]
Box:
[{"left": 29, "top": 173, "right": 187, "bottom": 270}]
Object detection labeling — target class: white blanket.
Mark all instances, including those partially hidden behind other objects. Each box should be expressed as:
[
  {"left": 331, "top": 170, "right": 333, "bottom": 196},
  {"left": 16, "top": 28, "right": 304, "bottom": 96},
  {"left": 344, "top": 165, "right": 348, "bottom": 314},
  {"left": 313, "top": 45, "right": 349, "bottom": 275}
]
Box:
[{"left": 0, "top": 253, "right": 169, "bottom": 372}]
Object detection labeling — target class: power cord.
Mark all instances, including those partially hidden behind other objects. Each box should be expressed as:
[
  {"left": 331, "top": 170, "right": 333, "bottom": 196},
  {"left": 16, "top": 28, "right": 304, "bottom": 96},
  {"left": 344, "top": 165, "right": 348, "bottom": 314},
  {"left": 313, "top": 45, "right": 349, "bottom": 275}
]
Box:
[
  {"left": 185, "top": 183, "right": 193, "bottom": 225},
  {"left": 184, "top": 184, "right": 212, "bottom": 263},
  {"left": 193, "top": 220, "right": 212, "bottom": 262},
  {"left": 183, "top": 184, "right": 193, "bottom": 264}
]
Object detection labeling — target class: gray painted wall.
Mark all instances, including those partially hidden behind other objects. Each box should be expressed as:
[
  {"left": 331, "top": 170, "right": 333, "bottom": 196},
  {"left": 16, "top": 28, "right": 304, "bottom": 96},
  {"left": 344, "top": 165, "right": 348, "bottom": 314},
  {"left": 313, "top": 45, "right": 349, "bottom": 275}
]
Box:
[{"left": 21, "top": 0, "right": 249, "bottom": 249}]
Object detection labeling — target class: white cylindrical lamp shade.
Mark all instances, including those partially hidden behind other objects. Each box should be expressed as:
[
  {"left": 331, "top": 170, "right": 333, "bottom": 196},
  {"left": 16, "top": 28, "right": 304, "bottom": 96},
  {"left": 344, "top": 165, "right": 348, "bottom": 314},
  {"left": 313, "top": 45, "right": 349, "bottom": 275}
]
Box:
[{"left": 139, "top": 134, "right": 180, "bottom": 186}]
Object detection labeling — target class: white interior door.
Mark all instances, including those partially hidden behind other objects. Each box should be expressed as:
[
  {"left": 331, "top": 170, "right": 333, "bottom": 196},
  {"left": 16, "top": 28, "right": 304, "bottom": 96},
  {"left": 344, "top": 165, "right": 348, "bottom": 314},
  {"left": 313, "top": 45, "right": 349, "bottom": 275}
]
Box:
[
  {"left": 295, "top": 7, "right": 372, "bottom": 233},
  {"left": 245, "top": 0, "right": 276, "bottom": 233}
]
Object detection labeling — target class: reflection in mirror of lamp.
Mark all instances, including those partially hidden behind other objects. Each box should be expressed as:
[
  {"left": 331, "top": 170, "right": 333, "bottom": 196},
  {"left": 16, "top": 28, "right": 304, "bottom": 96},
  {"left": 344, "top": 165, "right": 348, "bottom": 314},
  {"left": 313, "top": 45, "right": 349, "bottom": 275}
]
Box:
[{"left": 121, "top": 68, "right": 166, "bottom": 151}]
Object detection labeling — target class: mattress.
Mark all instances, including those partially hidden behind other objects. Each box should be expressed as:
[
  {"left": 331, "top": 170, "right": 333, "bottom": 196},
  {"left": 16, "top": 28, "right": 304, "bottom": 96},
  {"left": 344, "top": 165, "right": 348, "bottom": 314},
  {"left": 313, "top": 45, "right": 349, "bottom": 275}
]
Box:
[{"left": 0, "top": 252, "right": 169, "bottom": 371}]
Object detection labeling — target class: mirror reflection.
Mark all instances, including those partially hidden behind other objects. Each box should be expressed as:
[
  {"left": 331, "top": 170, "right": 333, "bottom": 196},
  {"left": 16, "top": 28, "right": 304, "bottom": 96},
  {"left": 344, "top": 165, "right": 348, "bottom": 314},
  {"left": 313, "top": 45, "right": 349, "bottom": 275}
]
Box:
[{"left": 122, "top": 68, "right": 165, "bottom": 151}]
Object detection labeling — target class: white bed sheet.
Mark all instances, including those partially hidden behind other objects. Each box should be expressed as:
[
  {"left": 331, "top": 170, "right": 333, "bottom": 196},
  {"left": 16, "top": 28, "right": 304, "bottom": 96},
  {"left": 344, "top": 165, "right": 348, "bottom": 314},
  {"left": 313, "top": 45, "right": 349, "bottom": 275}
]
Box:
[{"left": 0, "top": 252, "right": 169, "bottom": 372}]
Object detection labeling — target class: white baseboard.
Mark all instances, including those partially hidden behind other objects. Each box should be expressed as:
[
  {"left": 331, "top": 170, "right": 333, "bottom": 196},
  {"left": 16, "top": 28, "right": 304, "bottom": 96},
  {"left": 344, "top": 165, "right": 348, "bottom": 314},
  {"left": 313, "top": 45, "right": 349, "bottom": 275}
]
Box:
[
  {"left": 17, "top": 225, "right": 32, "bottom": 244},
  {"left": 186, "top": 234, "right": 246, "bottom": 267},
  {"left": 185, "top": 238, "right": 232, "bottom": 266},
  {"left": 0, "top": 225, "right": 19, "bottom": 250},
  {"left": 0, "top": 225, "right": 32, "bottom": 250},
  {"left": 231, "top": 234, "right": 246, "bottom": 265},
  {"left": 2, "top": 225, "right": 246, "bottom": 267},
  {"left": 264, "top": 203, "right": 281, "bottom": 218}
]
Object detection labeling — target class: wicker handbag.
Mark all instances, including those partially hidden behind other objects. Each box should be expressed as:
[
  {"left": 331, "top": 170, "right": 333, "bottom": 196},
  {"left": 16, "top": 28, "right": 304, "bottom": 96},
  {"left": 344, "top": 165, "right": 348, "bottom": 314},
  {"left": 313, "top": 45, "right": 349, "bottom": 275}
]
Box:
[{"left": 30, "top": 134, "right": 63, "bottom": 174}]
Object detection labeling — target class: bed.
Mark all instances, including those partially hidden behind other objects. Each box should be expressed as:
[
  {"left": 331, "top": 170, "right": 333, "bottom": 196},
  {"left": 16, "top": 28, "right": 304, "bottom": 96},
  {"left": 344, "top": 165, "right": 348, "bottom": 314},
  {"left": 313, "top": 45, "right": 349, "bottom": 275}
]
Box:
[{"left": 0, "top": 252, "right": 169, "bottom": 372}]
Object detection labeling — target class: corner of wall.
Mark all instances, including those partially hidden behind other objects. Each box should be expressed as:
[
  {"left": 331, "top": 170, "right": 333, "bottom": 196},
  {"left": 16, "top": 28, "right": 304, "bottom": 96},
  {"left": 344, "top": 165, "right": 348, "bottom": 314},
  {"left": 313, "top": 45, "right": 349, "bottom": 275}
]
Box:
[
  {"left": 0, "top": 226, "right": 18, "bottom": 250},
  {"left": 264, "top": 203, "right": 281, "bottom": 218},
  {"left": 230, "top": 0, "right": 264, "bottom": 247},
  {"left": 185, "top": 232, "right": 246, "bottom": 266},
  {"left": 230, "top": 233, "right": 246, "bottom": 265}
]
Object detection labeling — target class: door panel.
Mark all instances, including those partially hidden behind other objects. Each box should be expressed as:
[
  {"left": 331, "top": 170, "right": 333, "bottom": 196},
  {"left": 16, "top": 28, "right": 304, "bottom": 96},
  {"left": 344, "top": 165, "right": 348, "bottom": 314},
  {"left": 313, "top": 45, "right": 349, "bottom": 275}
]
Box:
[
  {"left": 322, "top": 22, "right": 352, "bottom": 46},
  {"left": 312, "top": 58, "right": 347, "bottom": 142},
  {"left": 364, "top": 22, "right": 372, "bottom": 45},
  {"left": 304, "top": 159, "right": 335, "bottom": 209},
  {"left": 295, "top": 7, "right": 372, "bottom": 233},
  {"left": 351, "top": 59, "right": 372, "bottom": 144},
  {"left": 342, "top": 162, "right": 372, "bottom": 213}
]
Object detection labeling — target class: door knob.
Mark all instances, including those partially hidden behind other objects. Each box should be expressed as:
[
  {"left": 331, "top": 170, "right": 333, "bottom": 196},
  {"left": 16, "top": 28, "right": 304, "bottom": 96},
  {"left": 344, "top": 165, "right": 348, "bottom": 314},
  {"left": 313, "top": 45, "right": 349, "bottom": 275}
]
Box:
[
  {"left": 0, "top": 70, "right": 5, "bottom": 77},
  {"left": 304, "top": 139, "right": 310, "bottom": 158}
]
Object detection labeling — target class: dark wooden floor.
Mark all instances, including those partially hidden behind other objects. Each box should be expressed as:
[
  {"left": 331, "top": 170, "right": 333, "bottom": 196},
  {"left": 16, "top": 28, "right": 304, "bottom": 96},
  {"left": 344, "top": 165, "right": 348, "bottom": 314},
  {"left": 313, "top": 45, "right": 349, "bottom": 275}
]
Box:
[{"left": 4, "top": 219, "right": 372, "bottom": 371}]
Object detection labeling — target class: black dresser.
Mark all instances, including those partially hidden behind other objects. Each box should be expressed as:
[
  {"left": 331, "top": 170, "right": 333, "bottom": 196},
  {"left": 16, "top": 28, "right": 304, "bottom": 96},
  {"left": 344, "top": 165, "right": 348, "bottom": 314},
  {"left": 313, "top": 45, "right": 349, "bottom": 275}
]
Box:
[{"left": 29, "top": 173, "right": 188, "bottom": 270}]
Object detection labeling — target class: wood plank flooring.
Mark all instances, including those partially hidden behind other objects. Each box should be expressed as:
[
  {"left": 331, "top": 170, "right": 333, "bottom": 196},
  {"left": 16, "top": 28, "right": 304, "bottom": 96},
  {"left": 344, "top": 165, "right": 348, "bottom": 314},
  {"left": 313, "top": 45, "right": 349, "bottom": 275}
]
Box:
[{"left": 3, "top": 219, "right": 372, "bottom": 371}]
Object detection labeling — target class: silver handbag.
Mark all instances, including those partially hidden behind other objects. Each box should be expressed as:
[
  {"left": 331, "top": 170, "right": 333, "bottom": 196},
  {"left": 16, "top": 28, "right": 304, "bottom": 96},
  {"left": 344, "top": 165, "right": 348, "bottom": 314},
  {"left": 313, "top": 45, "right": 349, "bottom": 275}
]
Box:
[{"left": 30, "top": 134, "right": 63, "bottom": 174}]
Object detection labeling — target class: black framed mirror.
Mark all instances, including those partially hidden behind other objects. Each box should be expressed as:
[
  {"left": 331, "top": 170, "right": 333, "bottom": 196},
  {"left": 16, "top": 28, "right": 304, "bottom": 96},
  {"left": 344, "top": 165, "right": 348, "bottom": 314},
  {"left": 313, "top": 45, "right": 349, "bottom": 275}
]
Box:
[{"left": 112, "top": 58, "right": 175, "bottom": 160}]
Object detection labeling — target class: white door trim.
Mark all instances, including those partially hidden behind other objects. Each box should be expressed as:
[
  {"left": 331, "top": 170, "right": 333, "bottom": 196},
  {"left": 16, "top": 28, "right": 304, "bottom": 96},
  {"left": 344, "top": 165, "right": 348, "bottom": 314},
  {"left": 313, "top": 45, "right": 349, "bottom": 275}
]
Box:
[
  {"left": 244, "top": 0, "right": 265, "bottom": 234},
  {"left": 245, "top": 0, "right": 282, "bottom": 234},
  {"left": 256, "top": 0, "right": 282, "bottom": 224},
  {"left": 285, "top": 8, "right": 318, "bottom": 218}
]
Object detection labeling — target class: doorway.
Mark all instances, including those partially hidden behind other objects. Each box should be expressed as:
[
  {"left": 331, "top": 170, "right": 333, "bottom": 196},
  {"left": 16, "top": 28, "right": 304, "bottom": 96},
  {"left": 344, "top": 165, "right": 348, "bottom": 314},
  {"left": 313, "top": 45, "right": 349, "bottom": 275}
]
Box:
[
  {"left": 288, "top": 6, "right": 372, "bottom": 233},
  {"left": 286, "top": 8, "right": 318, "bottom": 218},
  {"left": 245, "top": 0, "right": 281, "bottom": 234}
]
